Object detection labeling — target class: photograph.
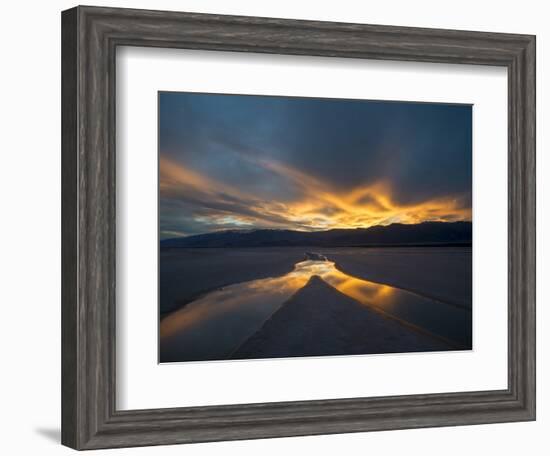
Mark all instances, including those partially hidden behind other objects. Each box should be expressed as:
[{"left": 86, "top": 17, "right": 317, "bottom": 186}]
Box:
[{"left": 158, "top": 92, "right": 473, "bottom": 363}]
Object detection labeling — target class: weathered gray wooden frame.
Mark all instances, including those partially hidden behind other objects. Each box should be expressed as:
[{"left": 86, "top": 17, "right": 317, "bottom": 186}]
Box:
[{"left": 61, "top": 5, "right": 536, "bottom": 450}]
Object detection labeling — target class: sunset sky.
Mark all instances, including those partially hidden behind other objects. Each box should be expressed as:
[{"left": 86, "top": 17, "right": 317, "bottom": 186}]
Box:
[{"left": 159, "top": 92, "right": 472, "bottom": 239}]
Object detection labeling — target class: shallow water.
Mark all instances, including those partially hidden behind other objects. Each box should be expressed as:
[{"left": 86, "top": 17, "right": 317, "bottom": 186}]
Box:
[{"left": 160, "top": 257, "right": 471, "bottom": 362}]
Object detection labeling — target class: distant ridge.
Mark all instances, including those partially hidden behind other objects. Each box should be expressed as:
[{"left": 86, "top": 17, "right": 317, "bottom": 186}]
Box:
[{"left": 161, "top": 221, "right": 472, "bottom": 248}]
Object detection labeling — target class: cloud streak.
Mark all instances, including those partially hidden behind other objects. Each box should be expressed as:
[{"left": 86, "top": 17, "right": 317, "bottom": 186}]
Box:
[{"left": 160, "top": 156, "right": 471, "bottom": 238}]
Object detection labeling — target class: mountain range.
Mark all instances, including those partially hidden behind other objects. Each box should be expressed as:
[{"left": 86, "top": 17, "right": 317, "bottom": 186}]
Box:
[{"left": 161, "top": 221, "right": 472, "bottom": 248}]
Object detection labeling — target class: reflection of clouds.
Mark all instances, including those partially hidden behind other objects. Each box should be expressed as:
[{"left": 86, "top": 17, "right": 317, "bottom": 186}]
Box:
[
  {"left": 328, "top": 274, "right": 395, "bottom": 305},
  {"left": 160, "top": 156, "right": 471, "bottom": 235},
  {"left": 296, "top": 261, "right": 398, "bottom": 307},
  {"left": 160, "top": 260, "right": 397, "bottom": 340},
  {"left": 160, "top": 300, "right": 214, "bottom": 338}
]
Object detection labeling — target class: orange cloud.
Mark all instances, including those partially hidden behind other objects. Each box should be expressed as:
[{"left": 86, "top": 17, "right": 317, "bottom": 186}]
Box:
[{"left": 160, "top": 156, "right": 471, "bottom": 233}]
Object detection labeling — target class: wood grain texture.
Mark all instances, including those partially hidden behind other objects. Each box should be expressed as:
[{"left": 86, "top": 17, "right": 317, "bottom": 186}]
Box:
[
  {"left": 61, "top": 5, "right": 536, "bottom": 450},
  {"left": 61, "top": 7, "right": 78, "bottom": 449}
]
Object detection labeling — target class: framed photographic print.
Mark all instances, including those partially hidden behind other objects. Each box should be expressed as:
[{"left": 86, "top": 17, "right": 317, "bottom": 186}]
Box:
[{"left": 61, "top": 5, "right": 535, "bottom": 450}]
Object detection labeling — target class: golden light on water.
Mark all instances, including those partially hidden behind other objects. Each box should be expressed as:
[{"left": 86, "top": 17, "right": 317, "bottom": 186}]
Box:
[
  {"left": 293, "top": 260, "right": 398, "bottom": 307},
  {"left": 160, "top": 157, "right": 471, "bottom": 232},
  {"left": 160, "top": 260, "right": 397, "bottom": 340}
]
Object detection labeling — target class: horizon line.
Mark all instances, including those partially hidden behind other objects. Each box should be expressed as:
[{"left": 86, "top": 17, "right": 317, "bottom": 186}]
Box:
[{"left": 160, "top": 219, "right": 472, "bottom": 241}]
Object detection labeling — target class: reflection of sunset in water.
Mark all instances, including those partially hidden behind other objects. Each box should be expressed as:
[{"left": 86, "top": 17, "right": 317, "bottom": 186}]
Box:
[
  {"left": 296, "top": 261, "right": 398, "bottom": 307},
  {"left": 160, "top": 258, "right": 470, "bottom": 362},
  {"left": 160, "top": 260, "right": 393, "bottom": 340}
]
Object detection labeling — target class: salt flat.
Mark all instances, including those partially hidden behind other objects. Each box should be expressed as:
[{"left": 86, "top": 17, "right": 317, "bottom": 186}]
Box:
[
  {"left": 160, "top": 247, "right": 304, "bottom": 315},
  {"left": 160, "top": 246, "right": 471, "bottom": 315},
  {"left": 231, "top": 275, "right": 450, "bottom": 360},
  {"left": 323, "top": 247, "right": 472, "bottom": 310},
  {"left": 159, "top": 246, "right": 471, "bottom": 362}
]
